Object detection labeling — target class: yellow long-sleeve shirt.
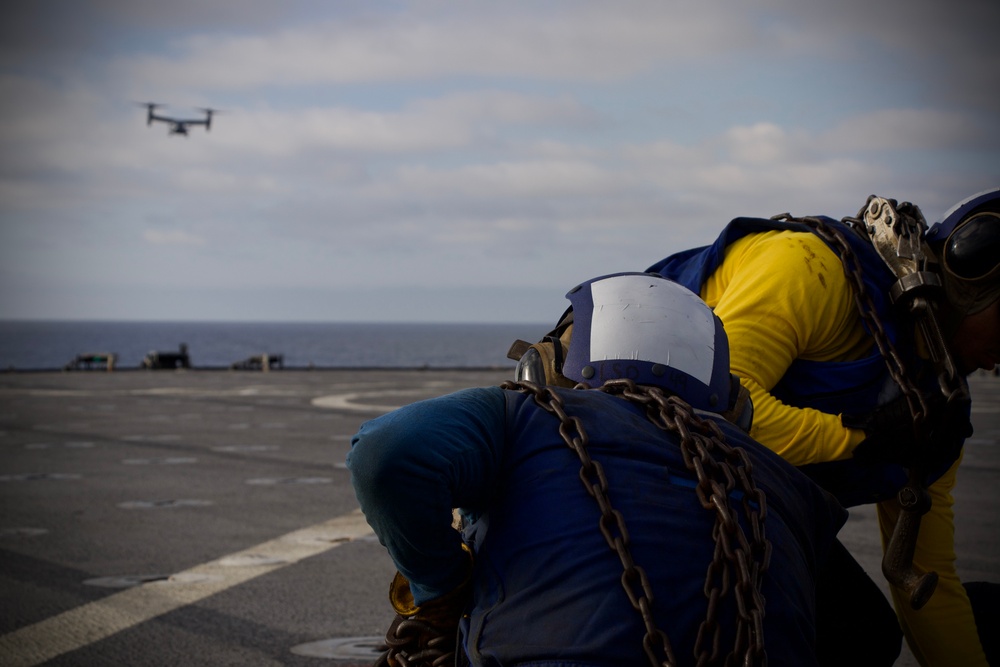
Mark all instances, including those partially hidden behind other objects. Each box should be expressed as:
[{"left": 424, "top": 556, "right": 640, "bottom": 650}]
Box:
[{"left": 700, "top": 229, "right": 987, "bottom": 666}]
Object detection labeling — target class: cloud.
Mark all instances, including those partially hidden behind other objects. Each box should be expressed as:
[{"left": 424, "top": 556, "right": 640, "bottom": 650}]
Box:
[
  {"left": 1, "top": 1, "right": 998, "bottom": 322},
  {"left": 143, "top": 229, "right": 207, "bottom": 246},
  {"left": 723, "top": 123, "right": 811, "bottom": 164},
  {"left": 209, "top": 91, "right": 594, "bottom": 157},
  {"left": 819, "top": 108, "right": 999, "bottom": 152},
  {"left": 109, "top": 5, "right": 756, "bottom": 90},
  {"left": 387, "top": 160, "right": 624, "bottom": 199}
]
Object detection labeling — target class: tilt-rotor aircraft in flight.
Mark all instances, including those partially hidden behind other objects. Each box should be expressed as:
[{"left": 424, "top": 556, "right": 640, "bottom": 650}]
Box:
[{"left": 139, "top": 103, "right": 218, "bottom": 136}]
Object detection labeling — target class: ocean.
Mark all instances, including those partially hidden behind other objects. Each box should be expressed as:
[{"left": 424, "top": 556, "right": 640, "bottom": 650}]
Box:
[{"left": 0, "top": 320, "right": 551, "bottom": 371}]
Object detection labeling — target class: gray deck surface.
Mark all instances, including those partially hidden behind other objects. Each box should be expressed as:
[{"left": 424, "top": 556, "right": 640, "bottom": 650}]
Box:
[{"left": 1, "top": 368, "right": 997, "bottom": 666}]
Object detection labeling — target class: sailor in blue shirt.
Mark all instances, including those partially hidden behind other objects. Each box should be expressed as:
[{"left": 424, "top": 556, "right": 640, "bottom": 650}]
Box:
[{"left": 349, "top": 272, "right": 847, "bottom": 666}]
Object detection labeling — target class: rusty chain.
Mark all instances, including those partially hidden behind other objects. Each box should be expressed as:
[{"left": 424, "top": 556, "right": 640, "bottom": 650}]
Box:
[
  {"left": 501, "top": 378, "right": 771, "bottom": 667},
  {"left": 773, "top": 211, "right": 931, "bottom": 428},
  {"left": 374, "top": 615, "right": 456, "bottom": 667},
  {"left": 772, "top": 208, "right": 966, "bottom": 609}
]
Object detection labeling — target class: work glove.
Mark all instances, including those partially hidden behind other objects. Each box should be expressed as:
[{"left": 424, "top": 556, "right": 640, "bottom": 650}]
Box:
[
  {"left": 844, "top": 391, "right": 972, "bottom": 470},
  {"left": 375, "top": 549, "right": 473, "bottom": 667}
]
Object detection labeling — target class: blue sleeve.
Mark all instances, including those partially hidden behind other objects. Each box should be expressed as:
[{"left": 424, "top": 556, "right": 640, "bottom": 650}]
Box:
[{"left": 347, "top": 386, "right": 507, "bottom": 605}]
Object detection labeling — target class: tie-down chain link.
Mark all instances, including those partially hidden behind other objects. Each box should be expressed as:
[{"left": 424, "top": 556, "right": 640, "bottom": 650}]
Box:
[
  {"left": 772, "top": 212, "right": 930, "bottom": 428},
  {"left": 502, "top": 379, "right": 771, "bottom": 667},
  {"left": 773, "top": 210, "right": 971, "bottom": 610}
]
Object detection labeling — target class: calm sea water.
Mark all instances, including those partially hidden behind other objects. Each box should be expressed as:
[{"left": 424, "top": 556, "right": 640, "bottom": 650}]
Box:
[{"left": 0, "top": 321, "right": 551, "bottom": 370}]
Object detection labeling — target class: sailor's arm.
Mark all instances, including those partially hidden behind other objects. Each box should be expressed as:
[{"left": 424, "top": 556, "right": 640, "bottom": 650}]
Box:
[
  {"left": 703, "top": 230, "right": 870, "bottom": 465},
  {"left": 347, "top": 386, "right": 506, "bottom": 605}
]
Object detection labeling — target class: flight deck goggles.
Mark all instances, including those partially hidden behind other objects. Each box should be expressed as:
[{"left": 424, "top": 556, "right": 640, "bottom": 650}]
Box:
[
  {"left": 941, "top": 211, "right": 1000, "bottom": 315},
  {"left": 508, "top": 322, "right": 578, "bottom": 389}
]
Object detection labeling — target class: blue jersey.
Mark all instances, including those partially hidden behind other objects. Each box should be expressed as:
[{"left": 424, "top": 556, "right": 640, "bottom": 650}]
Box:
[{"left": 349, "top": 386, "right": 846, "bottom": 666}]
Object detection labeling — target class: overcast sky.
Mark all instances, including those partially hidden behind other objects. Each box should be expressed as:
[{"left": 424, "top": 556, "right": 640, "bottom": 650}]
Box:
[{"left": 1, "top": 1, "right": 997, "bottom": 323}]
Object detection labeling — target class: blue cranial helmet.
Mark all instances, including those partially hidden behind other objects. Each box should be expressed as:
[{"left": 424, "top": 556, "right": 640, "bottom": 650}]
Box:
[
  {"left": 561, "top": 272, "right": 736, "bottom": 414},
  {"left": 927, "top": 187, "right": 1000, "bottom": 243}
]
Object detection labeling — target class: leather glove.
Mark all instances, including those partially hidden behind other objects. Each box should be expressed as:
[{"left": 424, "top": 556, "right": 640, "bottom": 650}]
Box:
[
  {"left": 844, "top": 392, "right": 972, "bottom": 470},
  {"left": 387, "top": 568, "right": 470, "bottom": 629},
  {"left": 375, "top": 547, "right": 473, "bottom": 667}
]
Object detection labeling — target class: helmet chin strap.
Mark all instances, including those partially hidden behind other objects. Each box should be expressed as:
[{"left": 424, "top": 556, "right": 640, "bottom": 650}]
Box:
[{"left": 719, "top": 377, "right": 753, "bottom": 433}]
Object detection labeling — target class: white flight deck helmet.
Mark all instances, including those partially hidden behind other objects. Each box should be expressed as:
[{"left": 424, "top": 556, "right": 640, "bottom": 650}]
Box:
[{"left": 516, "top": 272, "right": 752, "bottom": 429}]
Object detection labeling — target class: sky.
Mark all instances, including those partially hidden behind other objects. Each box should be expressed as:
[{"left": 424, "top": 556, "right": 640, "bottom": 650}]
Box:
[{"left": 1, "top": 0, "right": 998, "bottom": 324}]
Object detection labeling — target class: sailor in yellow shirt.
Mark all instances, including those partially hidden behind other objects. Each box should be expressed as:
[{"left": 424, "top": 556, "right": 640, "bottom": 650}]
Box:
[{"left": 646, "top": 190, "right": 1000, "bottom": 666}]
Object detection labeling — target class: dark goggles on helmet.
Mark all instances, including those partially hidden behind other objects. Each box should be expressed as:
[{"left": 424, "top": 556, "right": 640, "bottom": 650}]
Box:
[
  {"left": 514, "top": 346, "right": 546, "bottom": 384},
  {"left": 944, "top": 212, "right": 1000, "bottom": 282}
]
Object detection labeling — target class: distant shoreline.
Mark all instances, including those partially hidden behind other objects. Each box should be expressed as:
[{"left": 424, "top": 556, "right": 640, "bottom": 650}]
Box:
[
  {"left": 0, "top": 321, "right": 542, "bottom": 370},
  {"left": 1, "top": 364, "right": 517, "bottom": 374}
]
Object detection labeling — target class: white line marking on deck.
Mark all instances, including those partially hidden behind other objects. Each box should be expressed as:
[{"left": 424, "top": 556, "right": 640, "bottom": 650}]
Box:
[
  {"left": 310, "top": 389, "right": 425, "bottom": 413},
  {"left": 0, "top": 509, "right": 373, "bottom": 667}
]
